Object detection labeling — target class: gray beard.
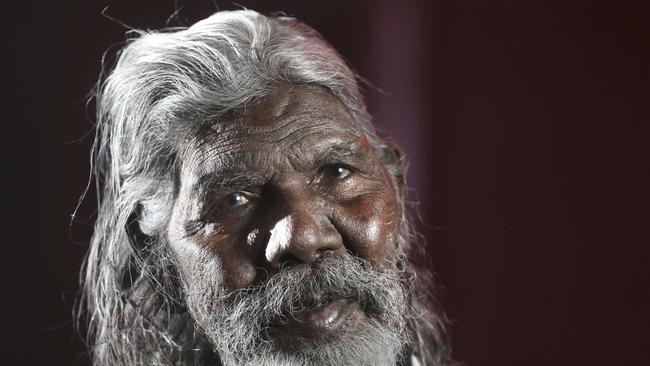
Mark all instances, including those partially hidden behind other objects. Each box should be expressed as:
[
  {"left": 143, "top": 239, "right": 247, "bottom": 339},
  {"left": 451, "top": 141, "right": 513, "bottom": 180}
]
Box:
[{"left": 182, "top": 254, "right": 413, "bottom": 366}]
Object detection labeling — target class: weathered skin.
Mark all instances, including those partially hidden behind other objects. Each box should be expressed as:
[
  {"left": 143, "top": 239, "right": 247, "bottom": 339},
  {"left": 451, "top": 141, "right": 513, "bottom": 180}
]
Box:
[{"left": 167, "top": 85, "right": 401, "bottom": 337}]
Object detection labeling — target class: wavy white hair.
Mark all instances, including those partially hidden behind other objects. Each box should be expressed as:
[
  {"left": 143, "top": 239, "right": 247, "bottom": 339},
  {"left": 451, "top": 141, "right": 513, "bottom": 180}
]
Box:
[{"left": 79, "top": 9, "right": 451, "bottom": 366}]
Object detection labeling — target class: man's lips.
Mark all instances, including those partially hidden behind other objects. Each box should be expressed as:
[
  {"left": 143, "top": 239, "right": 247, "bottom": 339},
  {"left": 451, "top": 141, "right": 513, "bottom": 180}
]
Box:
[{"left": 276, "top": 298, "right": 362, "bottom": 337}]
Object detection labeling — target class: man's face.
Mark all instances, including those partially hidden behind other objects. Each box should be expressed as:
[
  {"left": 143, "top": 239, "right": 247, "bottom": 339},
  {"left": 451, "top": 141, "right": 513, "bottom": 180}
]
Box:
[{"left": 166, "top": 86, "right": 409, "bottom": 365}]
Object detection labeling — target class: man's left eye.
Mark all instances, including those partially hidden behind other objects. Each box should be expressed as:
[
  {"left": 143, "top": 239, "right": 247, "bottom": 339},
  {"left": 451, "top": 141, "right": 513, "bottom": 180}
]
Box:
[
  {"left": 224, "top": 192, "right": 251, "bottom": 207},
  {"left": 321, "top": 163, "right": 352, "bottom": 181}
]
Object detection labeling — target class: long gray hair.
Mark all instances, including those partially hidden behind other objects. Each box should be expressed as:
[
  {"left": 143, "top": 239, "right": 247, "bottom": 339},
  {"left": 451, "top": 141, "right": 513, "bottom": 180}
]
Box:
[{"left": 78, "top": 9, "right": 451, "bottom": 366}]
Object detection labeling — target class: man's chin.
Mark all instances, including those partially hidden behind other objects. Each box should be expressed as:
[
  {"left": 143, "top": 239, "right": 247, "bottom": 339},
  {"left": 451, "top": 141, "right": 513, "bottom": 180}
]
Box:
[
  {"left": 216, "top": 315, "right": 405, "bottom": 366},
  {"left": 186, "top": 253, "right": 411, "bottom": 365}
]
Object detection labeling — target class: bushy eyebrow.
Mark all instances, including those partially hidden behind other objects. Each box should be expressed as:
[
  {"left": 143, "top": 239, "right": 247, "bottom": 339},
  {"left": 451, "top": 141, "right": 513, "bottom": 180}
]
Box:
[
  {"left": 195, "top": 173, "right": 265, "bottom": 195},
  {"left": 308, "top": 140, "right": 368, "bottom": 169},
  {"left": 193, "top": 139, "right": 370, "bottom": 193}
]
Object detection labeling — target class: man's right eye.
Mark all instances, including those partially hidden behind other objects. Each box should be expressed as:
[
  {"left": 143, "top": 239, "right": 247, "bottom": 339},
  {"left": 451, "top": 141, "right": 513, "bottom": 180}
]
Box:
[
  {"left": 224, "top": 192, "right": 251, "bottom": 208},
  {"left": 321, "top": 163, "right": 352, "bottom": 182}
]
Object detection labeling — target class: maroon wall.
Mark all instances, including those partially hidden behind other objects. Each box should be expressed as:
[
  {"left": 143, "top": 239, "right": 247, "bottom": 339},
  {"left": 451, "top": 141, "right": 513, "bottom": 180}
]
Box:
[{"left": 5, "top": 1, "right": 649, "bottom": 365}]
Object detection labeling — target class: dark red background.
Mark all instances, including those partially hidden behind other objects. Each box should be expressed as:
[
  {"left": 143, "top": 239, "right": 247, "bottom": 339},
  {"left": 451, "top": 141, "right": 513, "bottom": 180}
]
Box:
[{"left": 4, "top": 1, "right": 649, "bottom": 365}]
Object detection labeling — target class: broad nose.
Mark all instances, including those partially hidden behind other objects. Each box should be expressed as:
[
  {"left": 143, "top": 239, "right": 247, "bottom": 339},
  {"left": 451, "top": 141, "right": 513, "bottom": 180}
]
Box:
[{"left": 264, "top": 201, "right": 343, "bottom": 269}]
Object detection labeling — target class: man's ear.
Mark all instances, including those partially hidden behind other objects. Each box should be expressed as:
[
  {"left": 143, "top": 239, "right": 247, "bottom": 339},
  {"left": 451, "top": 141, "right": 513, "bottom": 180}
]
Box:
[
  {"left": 379, "top": 141, "right": 407, "bottom": 187},
  {"left": 121, "top": 205, "right": 152, "bottom": 290},
  {"left": 127, "top": 204, "right": 153, "bottom": 251}
]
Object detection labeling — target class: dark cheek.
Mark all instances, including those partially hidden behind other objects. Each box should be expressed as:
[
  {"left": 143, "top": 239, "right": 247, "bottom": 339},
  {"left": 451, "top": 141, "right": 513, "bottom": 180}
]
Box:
[
  {"left": 333, "top": 191, "right": 399, "bottom": 266},
  {"left": 221, "top": 254, "right": 257, "bottom": 289},
  {"left": 198, "top": 233, "right": 258, "bottom": 290}
]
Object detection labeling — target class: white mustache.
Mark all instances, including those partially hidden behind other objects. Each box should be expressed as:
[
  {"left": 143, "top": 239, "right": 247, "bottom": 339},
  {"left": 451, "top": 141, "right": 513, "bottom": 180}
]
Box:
[{"left": 220, "top": 254, "right": 404, "bottom": 325}]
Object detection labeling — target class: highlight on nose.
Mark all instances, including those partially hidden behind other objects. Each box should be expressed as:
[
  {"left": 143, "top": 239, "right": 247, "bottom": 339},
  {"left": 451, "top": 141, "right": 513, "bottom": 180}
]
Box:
[
  {"left": 265, "top": 215, "right": 294, "bottom": 263},
  {"left": 265, "top": 214, "right": 342, "bottom": 268}
]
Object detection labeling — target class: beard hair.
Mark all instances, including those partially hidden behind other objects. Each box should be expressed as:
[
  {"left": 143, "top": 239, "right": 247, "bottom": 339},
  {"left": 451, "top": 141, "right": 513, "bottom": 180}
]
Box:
[{"left": 181, "top": 253, "right": 414, "bottom": 366}]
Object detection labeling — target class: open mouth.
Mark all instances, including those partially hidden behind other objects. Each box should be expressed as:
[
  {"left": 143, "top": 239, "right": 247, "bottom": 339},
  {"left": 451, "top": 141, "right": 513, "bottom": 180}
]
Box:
[{"left": 272, "top": 296, "right": 364, "bottom": 338}]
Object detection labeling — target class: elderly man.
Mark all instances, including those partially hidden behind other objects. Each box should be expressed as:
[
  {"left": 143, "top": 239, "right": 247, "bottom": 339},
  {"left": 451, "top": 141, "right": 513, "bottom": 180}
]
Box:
[{"left": 80, "top": 10, "right": 451, "bottom": 366}]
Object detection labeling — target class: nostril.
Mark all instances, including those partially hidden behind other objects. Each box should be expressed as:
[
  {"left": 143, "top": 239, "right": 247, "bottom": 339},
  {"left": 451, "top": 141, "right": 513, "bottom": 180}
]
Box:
[
  {"left": 275, "top": 247, "right": 339, "bottom": 269},
  {"left": 278, "top": 252, "right": 302, "bottom": 268},
  {"left": 316, "top": 247, "right": 336, "bottom": 257}
]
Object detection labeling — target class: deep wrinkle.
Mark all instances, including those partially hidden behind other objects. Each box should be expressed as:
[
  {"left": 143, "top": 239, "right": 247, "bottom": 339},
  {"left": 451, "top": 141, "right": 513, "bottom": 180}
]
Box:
[{"left": 170, "top": 86, "right": 400, "bottom": 291}]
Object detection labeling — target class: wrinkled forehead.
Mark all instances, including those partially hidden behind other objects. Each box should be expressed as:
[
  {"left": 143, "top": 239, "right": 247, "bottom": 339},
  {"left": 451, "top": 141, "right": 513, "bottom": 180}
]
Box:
[
  {"left": 178, "top": 86, "right": 371, "bottom": 178},
  {"left": 240, "top": 85, "right": 356, "bottom": 131}
]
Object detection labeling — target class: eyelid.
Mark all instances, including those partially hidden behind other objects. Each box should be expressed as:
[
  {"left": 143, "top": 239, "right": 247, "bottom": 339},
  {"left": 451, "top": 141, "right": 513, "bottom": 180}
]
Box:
[
  {"left": 214, "top": 189, "right": 258, "bottom": 212},
  {"left": 319, "top": 161, "right": 357, "bottom": 172},
  {"left": 227, "top": 189, "right": 258, "bottom": 201},
  {"left": 317, "top": 162, "right": 357, "bottom": 184}
]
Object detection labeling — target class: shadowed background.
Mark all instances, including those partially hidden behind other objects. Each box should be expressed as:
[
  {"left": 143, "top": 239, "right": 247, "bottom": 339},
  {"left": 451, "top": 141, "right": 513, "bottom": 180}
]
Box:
[{"left": 4, "top": 0, "right": 649, "bottom": 365}]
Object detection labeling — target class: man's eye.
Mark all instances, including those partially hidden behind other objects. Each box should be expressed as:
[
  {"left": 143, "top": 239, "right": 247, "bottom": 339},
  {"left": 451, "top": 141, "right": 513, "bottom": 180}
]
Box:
[
  {"left": 321, "top": 164, "right": 352, "bottom": 181},
  {"left": 224, "top": 192, "right": 250, "bottom": 207}
]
